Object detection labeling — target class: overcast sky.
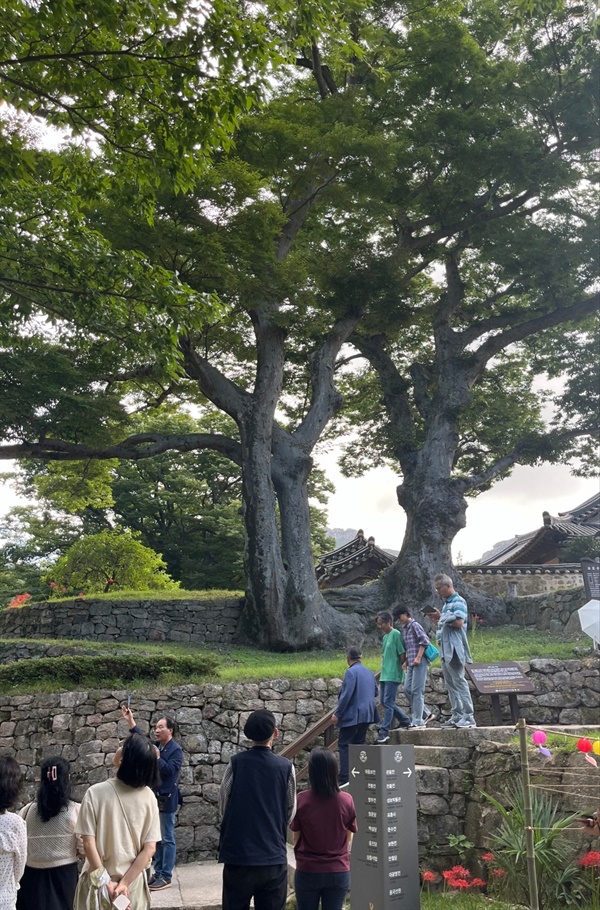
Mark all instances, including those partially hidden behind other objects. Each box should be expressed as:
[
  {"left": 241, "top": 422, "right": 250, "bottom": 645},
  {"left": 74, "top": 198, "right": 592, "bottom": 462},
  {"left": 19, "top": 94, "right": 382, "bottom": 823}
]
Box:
[{"left": 315, "top": 452, "right": 599, "bottom": 563}]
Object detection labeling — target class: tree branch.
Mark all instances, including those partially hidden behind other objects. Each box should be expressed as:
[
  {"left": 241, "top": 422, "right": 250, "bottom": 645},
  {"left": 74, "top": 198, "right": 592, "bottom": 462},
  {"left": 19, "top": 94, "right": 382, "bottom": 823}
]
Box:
[
  {"left": 179, "top": 336, "right": 249, "bottom": 422},
  {"left": 293, "top": 312, "right": 362, "bottom": 451},
  {"left": 0, "top": 433, "right": 243, "bottom": 465},
  {"left": 457, "top": 426, "right": 599, "bottom": 494},
  {"left": 350, "top": 333, "right": 417, "bottom": 466},
  {"left": 471, "top": 292, "right": 600, "bottom": 378}
]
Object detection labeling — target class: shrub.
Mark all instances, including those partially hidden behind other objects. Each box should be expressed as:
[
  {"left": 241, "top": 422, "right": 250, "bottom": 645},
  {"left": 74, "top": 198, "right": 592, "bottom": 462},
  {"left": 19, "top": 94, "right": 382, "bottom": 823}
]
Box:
[
  {"left": 482, "top": 782, "right": 587, "bottom": 909},
  {"left": 44, "top": 529, "right": 179, "bottom": 594},
  {"left": 0, "top": 652, "right": 219, "bottom": 689}
]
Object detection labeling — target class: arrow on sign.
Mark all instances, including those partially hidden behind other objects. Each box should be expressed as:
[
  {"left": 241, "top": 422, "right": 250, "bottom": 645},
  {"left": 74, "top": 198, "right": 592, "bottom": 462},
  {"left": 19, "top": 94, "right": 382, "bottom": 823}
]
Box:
[
  {"left": 351, "top": 767, "right": 360, "bottom": 778},
  {"left": 403, "top": 768, "right": 413, "bottom": 778}
]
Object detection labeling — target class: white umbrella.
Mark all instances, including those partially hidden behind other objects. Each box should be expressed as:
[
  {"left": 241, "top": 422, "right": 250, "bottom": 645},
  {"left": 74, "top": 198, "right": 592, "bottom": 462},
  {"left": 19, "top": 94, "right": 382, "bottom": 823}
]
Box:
[{"left": 578, "top": 599, "right": 600, "bottom": 646}]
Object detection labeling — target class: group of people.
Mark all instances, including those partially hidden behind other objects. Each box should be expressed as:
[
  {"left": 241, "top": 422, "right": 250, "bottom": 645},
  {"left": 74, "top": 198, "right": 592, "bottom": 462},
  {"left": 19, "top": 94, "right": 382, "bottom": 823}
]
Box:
[
  {"left": 334, "top": 575, "right": 477, "bottom": 784},
  {"left": 0, "top": 572, "right": 477, "bottom": 910},
  {"left": 0, "top": 707, "right": 182, "bottom": 910},
  {"left": 219, "top": 709, "right": 356, "bottom": 910}
]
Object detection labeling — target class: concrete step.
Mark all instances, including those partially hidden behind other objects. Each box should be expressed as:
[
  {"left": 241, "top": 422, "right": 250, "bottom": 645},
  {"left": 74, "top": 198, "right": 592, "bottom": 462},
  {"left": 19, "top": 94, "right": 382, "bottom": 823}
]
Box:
[
  {"left": 413, "top": 744, "right": 472, "bottom": 767},
  {"left": 393, "top": 725, "right": 516, "bottom": 747}
]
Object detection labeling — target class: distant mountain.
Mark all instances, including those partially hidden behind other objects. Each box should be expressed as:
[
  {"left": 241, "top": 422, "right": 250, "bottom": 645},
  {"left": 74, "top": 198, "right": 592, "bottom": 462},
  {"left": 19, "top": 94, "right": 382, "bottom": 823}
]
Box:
[{"left": 326, "top": 527, "right": 359, "bottom": 548}]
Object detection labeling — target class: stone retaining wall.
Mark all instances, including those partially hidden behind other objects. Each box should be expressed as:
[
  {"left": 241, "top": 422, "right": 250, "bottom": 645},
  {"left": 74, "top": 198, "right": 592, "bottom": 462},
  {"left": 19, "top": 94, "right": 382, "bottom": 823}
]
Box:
[
  {"left": 507, "top": 587, "right": 588, "bottom": 638},
  {"left": 0, "top": 657, "right": 597, "bottom": 865},
  {"left": 0, "top": 597, "right": 243, "bottom": 646},
  {"left": 459, "top": 567, "right": 584, "bottom": 597}
]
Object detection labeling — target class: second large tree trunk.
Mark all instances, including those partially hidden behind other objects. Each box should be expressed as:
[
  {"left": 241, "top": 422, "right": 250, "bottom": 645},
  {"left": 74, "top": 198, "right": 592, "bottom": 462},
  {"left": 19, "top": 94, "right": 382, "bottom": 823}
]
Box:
[{"left": 383, "top": 473, "right": 507, "bottom": 624}]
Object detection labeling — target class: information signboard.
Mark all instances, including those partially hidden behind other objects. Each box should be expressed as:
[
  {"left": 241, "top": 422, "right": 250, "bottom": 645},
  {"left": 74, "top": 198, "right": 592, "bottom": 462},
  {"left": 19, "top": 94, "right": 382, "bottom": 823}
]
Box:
[
  {"left": 349, "top": 743, "right": 420, "bottom": 910},
  {"left": 581, "top": 559, "right": 600, "bottom": 601},
  {"left": 466, "top": 662, "right": 534, "bottom": 695},
  {"left": 466, "top": 661, "right": 534, "bottom": 723}
]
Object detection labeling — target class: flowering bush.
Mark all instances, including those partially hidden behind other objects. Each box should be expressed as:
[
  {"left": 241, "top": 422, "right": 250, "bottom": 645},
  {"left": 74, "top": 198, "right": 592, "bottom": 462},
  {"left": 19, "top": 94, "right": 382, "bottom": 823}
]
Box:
[
  {"left": 8, "top": 592, "right": 31, "bottom": 609},
  {"left": 439, "top": 866, "right": 486, "bottom": 907}
]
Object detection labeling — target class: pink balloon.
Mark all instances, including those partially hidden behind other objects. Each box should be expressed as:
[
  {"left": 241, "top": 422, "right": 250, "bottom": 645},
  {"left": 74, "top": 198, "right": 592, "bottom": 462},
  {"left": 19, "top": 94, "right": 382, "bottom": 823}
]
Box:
[{"left": 532, "top": 730, "right": 547, "bottom": 745}]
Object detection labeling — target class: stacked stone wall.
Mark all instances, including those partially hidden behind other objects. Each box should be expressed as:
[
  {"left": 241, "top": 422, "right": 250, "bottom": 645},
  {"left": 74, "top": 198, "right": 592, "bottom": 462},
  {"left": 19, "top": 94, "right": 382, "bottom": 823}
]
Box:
[
  {"left": 0, "top": 657, "right": 597, "bottom": 865},
  {"left": 507, "top": 586, "right": 588, "bottom": 638},
  {"left": 0, "top": 597, "right": 243, "bottom": 646},
  {"left": 460, "top": 568, "right": 583, "bottom": 597}
]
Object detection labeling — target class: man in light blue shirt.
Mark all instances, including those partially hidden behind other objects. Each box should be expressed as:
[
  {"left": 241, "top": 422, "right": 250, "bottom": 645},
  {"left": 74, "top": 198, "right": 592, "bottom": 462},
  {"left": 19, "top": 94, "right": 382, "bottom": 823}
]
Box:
[{"left": 430, "top": 574, "right": 476, "bottom": 729}]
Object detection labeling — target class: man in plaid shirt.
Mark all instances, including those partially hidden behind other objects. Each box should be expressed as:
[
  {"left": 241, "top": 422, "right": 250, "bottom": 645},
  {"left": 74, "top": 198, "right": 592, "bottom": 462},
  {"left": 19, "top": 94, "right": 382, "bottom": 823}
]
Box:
[{"left": 397, "top": 608, "right": 434, "bottom": 728}]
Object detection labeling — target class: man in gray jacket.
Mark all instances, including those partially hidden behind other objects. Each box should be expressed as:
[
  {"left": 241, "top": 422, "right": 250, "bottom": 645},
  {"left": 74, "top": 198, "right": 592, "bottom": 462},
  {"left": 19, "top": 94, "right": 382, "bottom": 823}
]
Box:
[{"left": 332, "top": 647, "right": 378, "bottom": 786}]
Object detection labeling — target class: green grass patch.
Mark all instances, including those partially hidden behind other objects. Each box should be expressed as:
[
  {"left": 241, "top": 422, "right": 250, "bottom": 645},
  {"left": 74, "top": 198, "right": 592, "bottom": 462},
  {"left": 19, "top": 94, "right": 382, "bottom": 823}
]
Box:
[
  {"left": 24, "top": 588, "right": 244, "bottom": 604},
  {"left": 0, "top": 650, "right": 219, "bottom": 693},
  {"left": 0, "top": 625, "right": 589, "bottom": 694},
  {"left": 421, "top": 896, "right": 524, "bottom": 910}
]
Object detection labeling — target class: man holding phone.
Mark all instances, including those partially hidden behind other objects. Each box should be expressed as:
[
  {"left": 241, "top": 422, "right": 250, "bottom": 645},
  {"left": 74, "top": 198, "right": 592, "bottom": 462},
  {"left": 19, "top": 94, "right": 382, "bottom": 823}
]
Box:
[{"left": 121, "top": 703, "right": 183, "bottom": 891}]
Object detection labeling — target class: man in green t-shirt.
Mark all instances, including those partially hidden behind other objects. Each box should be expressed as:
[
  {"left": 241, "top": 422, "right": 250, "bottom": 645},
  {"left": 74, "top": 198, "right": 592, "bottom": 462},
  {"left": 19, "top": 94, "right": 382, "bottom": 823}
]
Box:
[{"left": 375, "top": 611, "right": 411, "bottom": 744}]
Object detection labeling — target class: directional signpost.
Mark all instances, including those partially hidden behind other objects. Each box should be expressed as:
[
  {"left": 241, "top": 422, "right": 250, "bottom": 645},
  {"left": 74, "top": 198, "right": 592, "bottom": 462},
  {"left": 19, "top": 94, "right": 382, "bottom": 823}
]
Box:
[{"left": 349, "top": 743, "right": 420, "bottom": 909}]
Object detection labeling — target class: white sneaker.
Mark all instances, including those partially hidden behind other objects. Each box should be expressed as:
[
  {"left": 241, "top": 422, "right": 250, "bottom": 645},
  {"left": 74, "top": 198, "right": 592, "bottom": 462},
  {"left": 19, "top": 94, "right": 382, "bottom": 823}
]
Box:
[
  {"left": 455, "top": 718, "right": 477, "bottom": 729},
  {"left": 440, "top": 718, "right": 458, "bottom": 728}
]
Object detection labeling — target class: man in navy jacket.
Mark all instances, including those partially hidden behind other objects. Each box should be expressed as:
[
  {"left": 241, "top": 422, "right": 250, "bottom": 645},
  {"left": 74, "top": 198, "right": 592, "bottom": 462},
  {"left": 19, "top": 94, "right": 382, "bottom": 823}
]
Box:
[
  {"left": 332, "top": 647, "right": 379, "bottom": 785},
  {"left": 219, "top": 710, "right": 296, "bottom": 910},
  {"left": 121, "top": 704, "right": 183, "bottom": 891}
]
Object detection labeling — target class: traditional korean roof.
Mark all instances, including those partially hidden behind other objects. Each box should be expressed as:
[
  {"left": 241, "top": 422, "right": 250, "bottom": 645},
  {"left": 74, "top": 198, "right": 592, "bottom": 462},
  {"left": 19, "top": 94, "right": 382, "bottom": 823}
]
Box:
[
  {"left": 479, "top": 493, "right": 600, "bottom": 567},
  {"left": 316, "top": 529, "right": 395, "bottom": 588}
]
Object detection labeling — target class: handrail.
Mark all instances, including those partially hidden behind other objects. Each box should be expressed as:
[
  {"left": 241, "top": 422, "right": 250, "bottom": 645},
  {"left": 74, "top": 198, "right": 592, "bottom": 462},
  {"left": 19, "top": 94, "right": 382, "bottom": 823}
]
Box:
[
  {"left": 278, "top": 670, "right": 382, "bottom": 781},
  {"left": 279, "top": 707, "right": 338, "bottom": 780}
]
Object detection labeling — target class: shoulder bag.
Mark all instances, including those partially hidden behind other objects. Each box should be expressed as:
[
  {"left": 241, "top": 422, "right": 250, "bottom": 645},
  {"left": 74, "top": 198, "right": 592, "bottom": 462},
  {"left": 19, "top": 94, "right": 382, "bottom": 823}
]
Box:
[{"left": 424, "top": 641, "right": 440, "bottom": 663}]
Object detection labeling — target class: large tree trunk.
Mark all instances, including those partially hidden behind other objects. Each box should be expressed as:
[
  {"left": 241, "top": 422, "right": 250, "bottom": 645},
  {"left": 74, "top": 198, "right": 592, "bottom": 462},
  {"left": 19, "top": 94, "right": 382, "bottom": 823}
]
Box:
[
  {"left": 270, "top": 435, "right": 364, "bottom": 650},
  {"left": 382, "top": 474, "right": 507, "bottom": 624},
  {"left": 236, "top": 414, "right": 287, "bottom": 649}
]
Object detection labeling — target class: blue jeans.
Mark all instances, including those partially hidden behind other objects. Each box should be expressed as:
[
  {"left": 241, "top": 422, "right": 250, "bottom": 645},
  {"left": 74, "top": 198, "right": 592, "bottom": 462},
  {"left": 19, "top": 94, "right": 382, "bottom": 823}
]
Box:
[
  {"left": 442, "top": 656, "right": 475, "bottom": 722},
  {"left": 379, "top": 681, "right": 410, "bottom": 736},
  {"left": 338, "top": 722, "right": 370, "bottom": 784},
  {"left": 154, "top": 811, "right": 176, "bottom": 882},
  {"left": 403, "top": 661, "right": 429, "bottom": 725},
  {"left": 295, "top": 870, "right": 350, "bottom": 910}
]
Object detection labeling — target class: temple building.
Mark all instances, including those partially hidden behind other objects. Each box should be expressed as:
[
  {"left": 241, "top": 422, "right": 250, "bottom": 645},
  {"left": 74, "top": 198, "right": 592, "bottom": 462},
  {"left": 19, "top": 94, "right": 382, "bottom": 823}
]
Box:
[
  {"left": 476, "top": 493, "right": 600, "bottom": 566},
  {"left": 316, "top": 529, "right": 394, "bottom": 589}
]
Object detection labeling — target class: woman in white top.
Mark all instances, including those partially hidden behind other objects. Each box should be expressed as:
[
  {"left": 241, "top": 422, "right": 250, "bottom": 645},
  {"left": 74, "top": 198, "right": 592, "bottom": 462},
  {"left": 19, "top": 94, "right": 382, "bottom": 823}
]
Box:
[
  {"left": 0, "top": 755, "right": 27, "bottom": 910},
  {"left": 74, "top": 733, "right": 161, "bottom": 910},
  {"left": 17, "top": 756, "right": 80, "bottom": 910}
]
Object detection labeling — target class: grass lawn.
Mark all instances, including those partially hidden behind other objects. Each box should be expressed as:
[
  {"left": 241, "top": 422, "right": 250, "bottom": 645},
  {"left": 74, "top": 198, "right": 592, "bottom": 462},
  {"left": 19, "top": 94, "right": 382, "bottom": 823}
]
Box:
[{"left": 0, "top": 625, "right": 591, "bottom": 693}]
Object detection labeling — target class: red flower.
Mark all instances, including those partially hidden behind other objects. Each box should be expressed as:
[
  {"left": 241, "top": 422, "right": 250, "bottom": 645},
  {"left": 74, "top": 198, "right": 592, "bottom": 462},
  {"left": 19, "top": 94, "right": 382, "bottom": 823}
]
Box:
[
  {"left": 471, "top": 878, "right": 486, "bottom": 888},
  {"left": 449, "top": 865, "right": 471, "bottom": 878},
  {"left": 49, "top": 581, "right": 57, "bottom": 587},
  {"left": 450, "top": 878, "right": 472, "bottom": 890},
  {"left": 421, "top": 871, "right": 436, "bottom": 882},
  {"left": 579, "top": 851, "right": 600, "bottom": 868},
  {"left": 482, "top": 853, "right": 495, "bottom": 862},
  {"left": 492, "top": 868, "right": 507, "bottom": 878}
]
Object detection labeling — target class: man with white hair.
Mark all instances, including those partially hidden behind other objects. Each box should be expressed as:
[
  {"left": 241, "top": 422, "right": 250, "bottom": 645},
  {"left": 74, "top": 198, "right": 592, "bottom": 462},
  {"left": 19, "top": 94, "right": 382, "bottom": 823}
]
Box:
[{"left": 430, "top": 574, "right": 476, "bottom": 728}]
